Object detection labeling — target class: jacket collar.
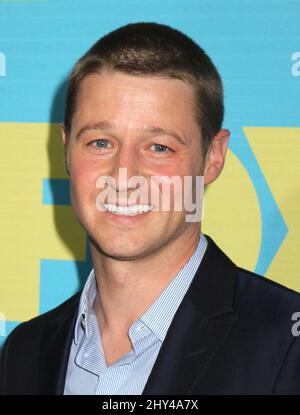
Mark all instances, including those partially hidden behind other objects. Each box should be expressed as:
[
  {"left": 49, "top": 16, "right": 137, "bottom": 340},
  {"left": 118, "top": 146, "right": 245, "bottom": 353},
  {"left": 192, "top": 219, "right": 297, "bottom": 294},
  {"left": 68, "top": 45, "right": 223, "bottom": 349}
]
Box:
[
  {"left": 37, "top": 294, "right": 80, "bottom": 394},
  {"left": 188, "top": 234, "right": 237, "bottom": 319}
]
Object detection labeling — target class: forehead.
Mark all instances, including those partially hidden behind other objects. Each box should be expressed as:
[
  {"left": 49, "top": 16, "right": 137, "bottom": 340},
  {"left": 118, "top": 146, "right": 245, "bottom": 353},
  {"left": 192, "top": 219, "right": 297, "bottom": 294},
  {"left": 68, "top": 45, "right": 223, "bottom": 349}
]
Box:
[
  {"left": 71, "top": 71, "right": 201, "bottom": 143},
  {"left": 75, "top": 71, "right": 196, "bottom": 115}
]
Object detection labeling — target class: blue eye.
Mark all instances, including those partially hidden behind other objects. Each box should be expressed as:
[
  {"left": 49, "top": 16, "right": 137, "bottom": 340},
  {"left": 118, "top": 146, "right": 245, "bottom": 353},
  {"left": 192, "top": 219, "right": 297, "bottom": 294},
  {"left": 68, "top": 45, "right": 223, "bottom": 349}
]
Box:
[
  {"left": 94, "top": 139, "right": 110, "bottom": 148},
  {"left": 151, "top": 144, "right": 171, "bottom": 153},
  {"left": 88, "top": 138, "right": 111, "bottom": 150}
]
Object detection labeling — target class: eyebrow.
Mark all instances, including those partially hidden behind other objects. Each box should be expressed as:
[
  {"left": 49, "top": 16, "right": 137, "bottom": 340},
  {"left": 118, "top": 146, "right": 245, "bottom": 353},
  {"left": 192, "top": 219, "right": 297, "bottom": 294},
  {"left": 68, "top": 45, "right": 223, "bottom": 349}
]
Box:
[
  {"left": 75, "top": 121, "right": 187, "bottom": 146},
  {"left": 75, "top": 121, "right": 114, "bottom": 140},
  {"left": 142, "top": 125, "right": 187, "bottom": 146}
]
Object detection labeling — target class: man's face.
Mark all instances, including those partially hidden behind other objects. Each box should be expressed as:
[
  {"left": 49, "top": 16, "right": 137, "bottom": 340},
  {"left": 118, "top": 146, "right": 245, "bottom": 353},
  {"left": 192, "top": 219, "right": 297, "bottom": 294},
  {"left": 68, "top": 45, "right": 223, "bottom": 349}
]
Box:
[{"left": 63, "top": 71, "right": 209, "bottom": 260}]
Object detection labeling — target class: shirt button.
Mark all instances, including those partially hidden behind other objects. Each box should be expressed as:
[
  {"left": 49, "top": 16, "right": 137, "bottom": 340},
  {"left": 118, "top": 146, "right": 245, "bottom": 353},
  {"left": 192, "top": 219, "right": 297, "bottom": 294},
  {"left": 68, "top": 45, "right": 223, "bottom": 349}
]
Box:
[{"left": 137, "top": 324, "right": 145, "bottom": 331}]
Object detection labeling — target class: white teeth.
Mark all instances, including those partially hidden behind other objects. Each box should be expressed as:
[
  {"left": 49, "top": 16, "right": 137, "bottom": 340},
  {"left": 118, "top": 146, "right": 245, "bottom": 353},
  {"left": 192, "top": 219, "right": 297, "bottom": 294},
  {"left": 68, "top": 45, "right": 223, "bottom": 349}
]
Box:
[{"left": 102, "top": 204, "right": 153, "bottom": 216}]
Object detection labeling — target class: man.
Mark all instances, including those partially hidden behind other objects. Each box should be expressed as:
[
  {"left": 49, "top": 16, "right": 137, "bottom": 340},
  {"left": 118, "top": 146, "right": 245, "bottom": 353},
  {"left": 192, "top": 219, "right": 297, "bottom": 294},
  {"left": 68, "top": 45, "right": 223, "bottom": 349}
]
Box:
[{"left": 1, "top": 22, "right": 300, "bottom": 395}]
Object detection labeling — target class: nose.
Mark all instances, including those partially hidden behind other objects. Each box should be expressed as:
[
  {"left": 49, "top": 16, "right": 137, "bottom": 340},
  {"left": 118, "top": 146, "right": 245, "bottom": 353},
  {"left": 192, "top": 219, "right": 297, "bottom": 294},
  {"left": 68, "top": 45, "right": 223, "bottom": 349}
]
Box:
[{"left": 110, "top": 144, "right": 140, "bottom": 192}]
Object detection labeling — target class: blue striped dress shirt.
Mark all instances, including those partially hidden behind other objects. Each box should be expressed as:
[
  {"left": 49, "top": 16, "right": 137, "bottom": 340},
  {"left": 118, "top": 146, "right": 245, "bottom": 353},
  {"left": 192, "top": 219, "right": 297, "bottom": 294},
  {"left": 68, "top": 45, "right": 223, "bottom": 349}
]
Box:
[{"left": 64, "top": 233, "right": 207, "bottom": 395}]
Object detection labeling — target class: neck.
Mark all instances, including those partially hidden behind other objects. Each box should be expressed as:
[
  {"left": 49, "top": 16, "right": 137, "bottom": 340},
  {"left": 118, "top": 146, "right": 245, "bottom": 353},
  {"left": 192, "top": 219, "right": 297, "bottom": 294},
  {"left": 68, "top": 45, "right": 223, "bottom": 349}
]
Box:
[{"left": 91, "top": 226, "right": 201, "bottom": 335}]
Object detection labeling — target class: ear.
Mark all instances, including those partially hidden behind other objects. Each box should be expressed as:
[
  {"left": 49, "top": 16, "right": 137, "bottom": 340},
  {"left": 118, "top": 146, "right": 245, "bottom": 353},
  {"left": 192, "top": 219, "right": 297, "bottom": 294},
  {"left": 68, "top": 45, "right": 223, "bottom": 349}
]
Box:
[
  {"left": 204, "top": 129, "right": 230, "bottom": 185},
  {"left": 61, "top": 124, "right": 70, "bottom": 176}
]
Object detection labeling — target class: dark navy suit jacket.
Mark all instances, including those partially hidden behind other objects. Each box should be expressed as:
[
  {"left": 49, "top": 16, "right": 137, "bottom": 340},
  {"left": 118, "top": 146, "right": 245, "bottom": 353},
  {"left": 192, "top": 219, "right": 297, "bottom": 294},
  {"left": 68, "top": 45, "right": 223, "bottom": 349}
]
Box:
[{"left": 1, "top": 235, "right": 300, "bottom": 395}]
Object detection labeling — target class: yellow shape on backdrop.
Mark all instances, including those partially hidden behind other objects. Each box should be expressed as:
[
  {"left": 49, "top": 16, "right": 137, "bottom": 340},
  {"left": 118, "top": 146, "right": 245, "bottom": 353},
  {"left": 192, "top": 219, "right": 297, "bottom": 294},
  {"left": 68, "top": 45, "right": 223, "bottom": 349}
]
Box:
[
  {"left": 244, "top": 127, "right": 300, "bottom": 292},
  {"left": 202, "top": 150, "right": 261, "bottom": 272},
  {"left": 0, "top": 123, "right": 86, "bottom": 321}
]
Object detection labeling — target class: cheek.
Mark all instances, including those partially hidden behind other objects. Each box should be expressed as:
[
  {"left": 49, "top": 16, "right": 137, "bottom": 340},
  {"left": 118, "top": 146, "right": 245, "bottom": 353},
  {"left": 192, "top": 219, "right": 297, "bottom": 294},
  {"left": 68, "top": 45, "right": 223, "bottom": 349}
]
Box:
[
  {"left": 146, "top": 156, "right": 195, "bottom": 178},
  {"left": 70, "top": 159, "right": 100, "bottom": 200}
]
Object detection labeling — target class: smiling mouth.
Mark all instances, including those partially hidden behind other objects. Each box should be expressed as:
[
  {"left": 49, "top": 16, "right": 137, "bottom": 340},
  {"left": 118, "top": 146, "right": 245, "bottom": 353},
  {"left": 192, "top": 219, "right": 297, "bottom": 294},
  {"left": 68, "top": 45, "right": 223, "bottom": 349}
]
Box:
[{"left": 100, "top": 203, "right": 155, "bottom": 216}]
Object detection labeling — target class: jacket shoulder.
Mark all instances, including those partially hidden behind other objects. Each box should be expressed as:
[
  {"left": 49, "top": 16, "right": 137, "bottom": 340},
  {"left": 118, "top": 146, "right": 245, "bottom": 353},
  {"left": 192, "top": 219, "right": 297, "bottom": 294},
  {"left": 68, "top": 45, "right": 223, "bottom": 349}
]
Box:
[
  {"left": 0, "top": 292, "right": 81, "bottom": 395},
  {"left": 237, "top": 267, "right": 300, "bottom": 307},
  {"left": 235, "top": 267, "right": 300, "bottom": 334},
  {"left": 1, "top": 292, "right": 81, "bottom": 354}
]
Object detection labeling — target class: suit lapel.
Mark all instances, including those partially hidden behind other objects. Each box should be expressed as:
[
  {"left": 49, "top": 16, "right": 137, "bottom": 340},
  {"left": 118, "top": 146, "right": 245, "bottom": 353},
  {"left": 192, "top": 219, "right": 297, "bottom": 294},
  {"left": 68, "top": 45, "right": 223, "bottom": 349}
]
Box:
[
  {"left": 37, "top": 297, "right": 79, "bottom": 394},
  {"left": 142, "top": 235, "right": 238, "bottom": 394}
]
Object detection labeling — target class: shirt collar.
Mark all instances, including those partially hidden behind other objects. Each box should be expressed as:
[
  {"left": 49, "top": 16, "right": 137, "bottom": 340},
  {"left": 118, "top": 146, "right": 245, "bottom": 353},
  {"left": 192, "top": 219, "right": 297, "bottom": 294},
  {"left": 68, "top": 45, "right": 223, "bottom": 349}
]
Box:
[
  {"left": 74, "top": 233, "right": 207, "bottom": 345},
  {"left": 138, "top": 233, "right": 207, "bottom": 341},
  {"left": 74, "top": 268, "right": 97, "bottom": 345}
]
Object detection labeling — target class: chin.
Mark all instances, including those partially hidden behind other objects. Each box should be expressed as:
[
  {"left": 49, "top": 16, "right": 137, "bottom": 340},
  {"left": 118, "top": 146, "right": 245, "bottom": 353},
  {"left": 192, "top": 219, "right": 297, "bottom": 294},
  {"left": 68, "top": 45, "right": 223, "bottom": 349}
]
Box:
[{"left": 89, "top": 235, "right": 150, "bottom": 261}]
